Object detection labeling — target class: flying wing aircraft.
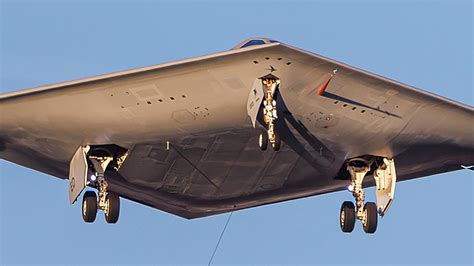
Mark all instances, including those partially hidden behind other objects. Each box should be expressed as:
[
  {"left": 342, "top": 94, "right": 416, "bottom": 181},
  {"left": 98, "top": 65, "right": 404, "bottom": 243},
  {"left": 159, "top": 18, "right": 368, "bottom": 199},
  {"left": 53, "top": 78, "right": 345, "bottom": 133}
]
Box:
[{"left": 1, "top": 38, "right": 473, "bottom": 233}]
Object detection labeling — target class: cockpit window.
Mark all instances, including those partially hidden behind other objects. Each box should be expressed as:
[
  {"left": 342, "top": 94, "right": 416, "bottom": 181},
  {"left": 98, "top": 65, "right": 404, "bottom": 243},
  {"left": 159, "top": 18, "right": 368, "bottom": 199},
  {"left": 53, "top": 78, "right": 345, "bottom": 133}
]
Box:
[{"left": 241, "top": 39, "right": 266, "bottom": 48}]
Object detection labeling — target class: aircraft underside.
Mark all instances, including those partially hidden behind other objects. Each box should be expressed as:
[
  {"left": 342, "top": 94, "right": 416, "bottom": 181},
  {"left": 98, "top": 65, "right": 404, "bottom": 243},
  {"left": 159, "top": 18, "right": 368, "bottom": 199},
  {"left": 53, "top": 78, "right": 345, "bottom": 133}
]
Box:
[
  {"left": 68, "top": 73, "right": 469, "bottom": 234},
  {"left": 1, "top": 38, "right": 473, "bottom": 234}
]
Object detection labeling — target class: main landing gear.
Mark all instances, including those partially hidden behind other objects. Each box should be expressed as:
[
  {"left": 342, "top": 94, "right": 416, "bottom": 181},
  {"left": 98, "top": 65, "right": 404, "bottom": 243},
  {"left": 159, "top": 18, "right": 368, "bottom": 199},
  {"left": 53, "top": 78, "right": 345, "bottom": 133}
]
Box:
[
  {"left": 340, "top": 157, "right": 397, "bottom": 234},
  {"left": 82, "top": 154, "right": 120, "bottom": 223},
  {"left": 258, "top": 74, "right": 281, "bottom": 152},
  {"left": 69, "top": 145, "right": 127, "bottom": 224}
]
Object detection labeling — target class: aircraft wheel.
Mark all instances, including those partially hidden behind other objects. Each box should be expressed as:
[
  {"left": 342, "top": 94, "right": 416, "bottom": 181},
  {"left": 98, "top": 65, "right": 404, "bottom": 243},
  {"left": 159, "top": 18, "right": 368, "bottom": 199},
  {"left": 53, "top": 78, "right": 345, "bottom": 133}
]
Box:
[
  {"left": 82, "top": 191, "right": 97, "bottom": 223},
  {"left": 340, "top": 201, "right": 355, "bottom": 233},
  {"left": 362, "top": 202, "right": 378, "bottom": 234},
  {"left": 271, "top": 133, "right": 281, "bottom": 151},
  {"left": 259, "top": 132, "right": 268, "bottom": 151},
  {"left": 105, "top": 192, "right": 120, "bottom": 224}
]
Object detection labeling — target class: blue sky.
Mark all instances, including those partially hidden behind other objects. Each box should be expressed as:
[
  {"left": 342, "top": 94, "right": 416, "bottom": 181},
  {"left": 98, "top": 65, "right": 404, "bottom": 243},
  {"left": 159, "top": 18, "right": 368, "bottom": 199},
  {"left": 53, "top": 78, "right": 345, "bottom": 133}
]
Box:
[{"left": 1, "top": 0, "right": 473, "bottom": 265}]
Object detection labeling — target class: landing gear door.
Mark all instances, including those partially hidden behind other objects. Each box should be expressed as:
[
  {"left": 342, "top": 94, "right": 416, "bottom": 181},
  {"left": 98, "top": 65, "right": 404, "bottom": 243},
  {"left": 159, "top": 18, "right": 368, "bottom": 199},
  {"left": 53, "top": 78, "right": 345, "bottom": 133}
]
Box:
[
  {"left": 247, "top": 78, "right": 264, "bottom": 128},
  {"left": 374, "top": 158, "right": 397, "bottom": 216},
  {"left": 69, "top": 146, "right": 90, "bottom": 204}
]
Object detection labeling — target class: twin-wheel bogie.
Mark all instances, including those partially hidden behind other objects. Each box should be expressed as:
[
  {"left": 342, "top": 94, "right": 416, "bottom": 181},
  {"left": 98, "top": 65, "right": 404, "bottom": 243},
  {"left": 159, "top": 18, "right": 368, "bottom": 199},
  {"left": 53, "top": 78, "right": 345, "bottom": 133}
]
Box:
[
  {"left": 82, "top": 190, "right": 120, "bottom": 224},
  {"left": 340, "top": 201, "right": 378, "bottom": 233}
]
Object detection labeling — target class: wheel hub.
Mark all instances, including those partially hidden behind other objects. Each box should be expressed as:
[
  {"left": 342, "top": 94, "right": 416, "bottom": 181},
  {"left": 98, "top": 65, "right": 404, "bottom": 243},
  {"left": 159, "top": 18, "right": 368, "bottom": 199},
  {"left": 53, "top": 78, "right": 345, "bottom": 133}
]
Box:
[
  {"left": 82, "top": 200, "right": 87, "bottom": 216},
  {"left": 340, "top": 209, "right": 345, "bottom": 226},
  {"left": 362, "top": 209, "right": 368, "bottom": 227}
]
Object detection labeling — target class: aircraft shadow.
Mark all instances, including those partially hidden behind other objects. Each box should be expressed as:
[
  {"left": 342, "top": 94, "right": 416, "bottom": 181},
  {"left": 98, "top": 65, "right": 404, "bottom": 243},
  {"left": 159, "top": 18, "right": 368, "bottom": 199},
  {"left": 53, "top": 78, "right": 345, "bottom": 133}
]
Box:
[{"left": 322, "top": 92, "right": 402, "bottom": 119}]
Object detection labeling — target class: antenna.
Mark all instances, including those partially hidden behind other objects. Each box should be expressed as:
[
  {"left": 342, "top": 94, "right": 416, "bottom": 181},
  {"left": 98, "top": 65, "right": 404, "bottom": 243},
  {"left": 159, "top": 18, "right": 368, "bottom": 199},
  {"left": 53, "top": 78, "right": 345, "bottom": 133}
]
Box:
[{"left": 207, "top": 212, "right": 234, "bottom": 266}]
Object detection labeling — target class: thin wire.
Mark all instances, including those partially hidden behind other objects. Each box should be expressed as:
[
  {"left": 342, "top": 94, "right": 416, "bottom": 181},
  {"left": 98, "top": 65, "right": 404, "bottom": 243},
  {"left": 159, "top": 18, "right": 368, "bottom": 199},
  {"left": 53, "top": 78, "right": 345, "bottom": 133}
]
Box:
[
  {"left": 170, "top": 143, "right": 219, "bottom": 188},
  {"left": 208, "top": 212, "right": 233, "bottom": 266}
]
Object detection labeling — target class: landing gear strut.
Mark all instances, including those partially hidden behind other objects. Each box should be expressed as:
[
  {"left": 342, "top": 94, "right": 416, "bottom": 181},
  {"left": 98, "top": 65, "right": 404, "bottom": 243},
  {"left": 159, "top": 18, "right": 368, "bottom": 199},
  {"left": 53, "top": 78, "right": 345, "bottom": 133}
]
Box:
[
  {"left": 258, "top": 74, "right": 281, "bottom": 151},
  {"left": 339, "top": 157, "right": 397, "bottom": 234},
  {"left": 81, "top": 154, "right": 120, "bottom": 223}
]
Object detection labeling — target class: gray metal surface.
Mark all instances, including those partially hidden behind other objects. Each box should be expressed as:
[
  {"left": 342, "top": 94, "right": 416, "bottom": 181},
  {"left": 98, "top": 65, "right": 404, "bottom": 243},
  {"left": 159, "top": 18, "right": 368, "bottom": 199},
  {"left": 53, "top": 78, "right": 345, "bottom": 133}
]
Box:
[
  {"left": 1, "top": 39, "right": 473, "bottom": 218},
  {"left": 68, "top": 146, "right": 89, "bottom": 203}
]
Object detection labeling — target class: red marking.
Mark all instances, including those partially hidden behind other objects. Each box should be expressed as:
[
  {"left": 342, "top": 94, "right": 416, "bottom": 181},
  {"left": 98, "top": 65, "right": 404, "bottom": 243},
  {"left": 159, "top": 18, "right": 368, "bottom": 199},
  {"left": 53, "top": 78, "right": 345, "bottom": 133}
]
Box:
[{"left": 317, "top": 77, "right": 333, "bottom": 95}]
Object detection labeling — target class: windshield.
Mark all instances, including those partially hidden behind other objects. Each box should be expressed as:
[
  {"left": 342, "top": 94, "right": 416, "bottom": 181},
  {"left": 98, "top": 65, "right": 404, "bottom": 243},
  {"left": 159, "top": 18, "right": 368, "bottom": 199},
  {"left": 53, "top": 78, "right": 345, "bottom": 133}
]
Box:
[{"left": 241, "top": 39, "right": 266, "bottom": 48}]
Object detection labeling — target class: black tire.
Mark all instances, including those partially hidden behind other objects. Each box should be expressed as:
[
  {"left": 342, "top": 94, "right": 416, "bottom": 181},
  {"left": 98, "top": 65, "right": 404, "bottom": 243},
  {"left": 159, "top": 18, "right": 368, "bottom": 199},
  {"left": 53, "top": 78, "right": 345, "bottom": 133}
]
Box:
[
  {"left": 82, "top": 191, "right": 97, "bottom": 223},
  {"left": 271, "top": 133, "right": 281, "bottom": 151},
  {"left": 259, "top": 132, "right": 268, "bottom": 151},
  {"left": 340, "top": 201, "right": 356, "bottom": 233},
  {"left": 105, "top": 192, "right": 120, "bottom": 224},
  {"left": 363, "top": 202, "right": 378, "bottom": 234}
]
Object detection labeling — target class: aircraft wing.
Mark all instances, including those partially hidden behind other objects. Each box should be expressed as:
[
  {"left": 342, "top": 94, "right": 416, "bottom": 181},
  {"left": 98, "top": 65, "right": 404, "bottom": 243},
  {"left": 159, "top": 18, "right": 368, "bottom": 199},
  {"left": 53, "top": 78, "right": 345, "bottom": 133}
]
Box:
[{"left": 1, "top": 39, "right": 473, "bottom": 220}]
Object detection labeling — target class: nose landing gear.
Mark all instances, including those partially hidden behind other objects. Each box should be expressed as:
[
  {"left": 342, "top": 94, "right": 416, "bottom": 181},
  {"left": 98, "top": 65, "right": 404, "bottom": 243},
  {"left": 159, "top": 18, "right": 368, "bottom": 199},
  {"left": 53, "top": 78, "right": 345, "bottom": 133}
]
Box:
[{"left": 258, "top": 74, "right": 281, "bottom": 151}]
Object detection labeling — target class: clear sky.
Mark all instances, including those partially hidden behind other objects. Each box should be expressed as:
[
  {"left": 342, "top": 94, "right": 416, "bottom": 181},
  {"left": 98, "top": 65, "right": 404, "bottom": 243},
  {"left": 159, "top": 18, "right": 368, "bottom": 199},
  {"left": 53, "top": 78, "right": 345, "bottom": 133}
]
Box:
[{"left": 1, "top": 0, "right": 473, "bottom": 265}]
